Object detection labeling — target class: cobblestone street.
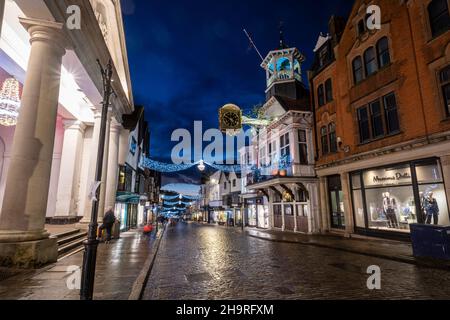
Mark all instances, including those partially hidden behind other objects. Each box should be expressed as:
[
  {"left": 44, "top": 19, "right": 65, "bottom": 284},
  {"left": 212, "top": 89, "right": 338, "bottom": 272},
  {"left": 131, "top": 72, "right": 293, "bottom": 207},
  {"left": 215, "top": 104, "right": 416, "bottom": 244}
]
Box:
[{"left": 143, "top": 222, "right": 450, "bottom": 300}]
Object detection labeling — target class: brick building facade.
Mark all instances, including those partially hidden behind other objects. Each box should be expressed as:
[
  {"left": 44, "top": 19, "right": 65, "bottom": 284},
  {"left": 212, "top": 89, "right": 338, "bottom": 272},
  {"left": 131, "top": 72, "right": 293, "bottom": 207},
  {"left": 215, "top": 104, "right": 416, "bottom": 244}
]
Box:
[{"left": 310, "top": 0, "right": 450, "bottom": 239}]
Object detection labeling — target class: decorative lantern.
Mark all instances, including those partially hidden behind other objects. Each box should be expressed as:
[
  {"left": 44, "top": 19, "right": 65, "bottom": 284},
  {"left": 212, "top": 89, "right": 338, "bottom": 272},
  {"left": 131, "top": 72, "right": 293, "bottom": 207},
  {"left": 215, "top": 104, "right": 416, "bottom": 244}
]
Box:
[
  {"left": 0, "top": 78, "right": 21, "bottom": 127},
  {"left": 197, "top": 160, "right": 206, "bottom": 172}
]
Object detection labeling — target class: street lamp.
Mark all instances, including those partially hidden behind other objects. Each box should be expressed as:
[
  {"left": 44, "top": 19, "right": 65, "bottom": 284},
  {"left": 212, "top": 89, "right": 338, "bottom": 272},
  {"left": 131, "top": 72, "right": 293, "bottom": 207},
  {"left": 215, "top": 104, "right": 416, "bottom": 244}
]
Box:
[{"left": 80, "top": 59, "right": 114, "bottom": 300}]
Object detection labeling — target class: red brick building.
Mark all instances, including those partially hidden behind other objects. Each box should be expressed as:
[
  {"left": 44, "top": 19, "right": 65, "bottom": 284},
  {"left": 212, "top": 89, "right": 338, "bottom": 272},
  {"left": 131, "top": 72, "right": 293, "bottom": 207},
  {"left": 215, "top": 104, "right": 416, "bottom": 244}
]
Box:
[{"left": 309, "top": 0, "right": 450, "bottom": 239}]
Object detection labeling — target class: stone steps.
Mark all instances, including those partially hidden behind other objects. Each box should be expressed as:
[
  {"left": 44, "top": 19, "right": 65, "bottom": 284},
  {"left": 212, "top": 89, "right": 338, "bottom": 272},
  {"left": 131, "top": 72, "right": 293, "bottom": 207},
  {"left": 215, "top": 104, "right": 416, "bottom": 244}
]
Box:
[{"left": 55, "top": 229, "right": 87, "bottom": 259}]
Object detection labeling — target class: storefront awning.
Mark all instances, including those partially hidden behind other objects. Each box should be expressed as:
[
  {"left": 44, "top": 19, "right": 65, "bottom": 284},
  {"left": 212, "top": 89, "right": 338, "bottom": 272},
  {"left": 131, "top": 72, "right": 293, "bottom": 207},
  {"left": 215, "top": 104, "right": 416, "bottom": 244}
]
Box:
[{"left": 116, "top": 191, "right": 140, "bottom": 204}]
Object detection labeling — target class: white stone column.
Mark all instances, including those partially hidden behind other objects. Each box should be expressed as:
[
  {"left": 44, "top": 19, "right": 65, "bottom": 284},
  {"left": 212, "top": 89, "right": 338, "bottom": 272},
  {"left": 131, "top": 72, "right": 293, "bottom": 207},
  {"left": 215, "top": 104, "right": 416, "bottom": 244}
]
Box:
[
  {"left": 105, "top": 121, "right": 121, "bottom": 211},
  {"left": 54, "top": 120, "right": 86, "bottom": 218},
  {"left": 0, "top": 18, "right": 66, "bottom": 266},
  {"left": 281, "top": 200, "right": 285, "bottom": 231},
  {"left": 80, "top": 110, "right": 102, "bottom": 225}
]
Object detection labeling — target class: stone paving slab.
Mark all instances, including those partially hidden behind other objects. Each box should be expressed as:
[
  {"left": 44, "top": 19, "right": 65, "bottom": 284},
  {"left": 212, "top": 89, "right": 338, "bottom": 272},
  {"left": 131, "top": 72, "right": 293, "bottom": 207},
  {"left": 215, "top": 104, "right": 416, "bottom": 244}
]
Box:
[{"left": 0, "top": 229, "right": 158, "bottom": 300}]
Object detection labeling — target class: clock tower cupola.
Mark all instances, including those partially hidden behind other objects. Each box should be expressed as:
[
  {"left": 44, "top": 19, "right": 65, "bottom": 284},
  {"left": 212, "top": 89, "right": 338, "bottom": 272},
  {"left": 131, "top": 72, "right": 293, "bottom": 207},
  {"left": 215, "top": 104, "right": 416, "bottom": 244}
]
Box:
[{"left": 261, "top": 28, "right": 307, "bottom": 102}]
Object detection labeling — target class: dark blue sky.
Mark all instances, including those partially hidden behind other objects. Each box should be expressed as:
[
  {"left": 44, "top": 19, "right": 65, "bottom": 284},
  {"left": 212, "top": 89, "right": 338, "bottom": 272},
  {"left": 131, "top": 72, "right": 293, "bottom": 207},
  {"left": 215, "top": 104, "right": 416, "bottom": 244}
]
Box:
[{"left": 120, "top": 0, "right": 353, "bottom": 185}]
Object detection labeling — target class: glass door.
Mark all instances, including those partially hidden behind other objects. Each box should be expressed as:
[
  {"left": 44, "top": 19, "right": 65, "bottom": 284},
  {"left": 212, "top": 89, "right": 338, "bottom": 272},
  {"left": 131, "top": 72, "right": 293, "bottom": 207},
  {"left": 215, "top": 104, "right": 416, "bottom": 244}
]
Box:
[{"left": 328, "top": 175, "right": 346, "bottom": 229}]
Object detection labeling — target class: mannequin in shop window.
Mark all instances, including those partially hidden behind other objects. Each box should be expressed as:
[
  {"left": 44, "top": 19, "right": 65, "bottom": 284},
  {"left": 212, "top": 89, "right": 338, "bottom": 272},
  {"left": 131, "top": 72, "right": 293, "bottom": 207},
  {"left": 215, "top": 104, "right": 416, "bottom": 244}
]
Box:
[
  {"left": 423, "top": 192, "right": 439, "bottom": 225},
  {"left": 383, "top": 192, "right": 399, "bottom": 228}
]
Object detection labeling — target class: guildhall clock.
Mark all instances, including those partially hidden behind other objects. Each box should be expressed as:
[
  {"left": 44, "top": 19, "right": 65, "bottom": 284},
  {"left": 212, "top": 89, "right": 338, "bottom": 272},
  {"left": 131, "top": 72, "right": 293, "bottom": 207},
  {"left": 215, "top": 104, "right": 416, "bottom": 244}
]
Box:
[{"left": 219, "top": 104, "right": 242, "bottom": 132}]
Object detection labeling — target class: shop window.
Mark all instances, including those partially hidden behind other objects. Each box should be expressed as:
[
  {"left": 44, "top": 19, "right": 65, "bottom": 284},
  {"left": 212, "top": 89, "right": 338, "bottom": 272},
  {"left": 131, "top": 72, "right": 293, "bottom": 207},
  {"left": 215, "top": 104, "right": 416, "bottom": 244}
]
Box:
[
  {"left": 428, "top": 0, "right": 450, "bottom": 38},
  {"left": 364, "top": 47, "right": 378, "bottom": 77},
  {"left": 351, "top": 173, "right": 365, "bottom": 228},
  {"left": 416, "top": 161, "right": 449, "bottom": 226},
  {"left": 352, "top": 56, "right": 364, "bottom": 84},
  {"left": 284, "top": 204, "right": 294, "bottom": 215},
  {"left": 351, "top": 159, "right": 450, "bottom": 235},
  {"left": 328, "top": 122, "right": 338, "bottom": 153},
  {"left": 357, "top": 107, "right": 371, "bottom": 143},
  {"left": 383, "top": 93, "right": 400, "bottom": 134},
  {"left": 325, "top": 78, "right": 333, "bottom": 103},
  {"left": 273, "top": 204, "right": 282, "bottom": 215},
  {"left": 298, "top": 130, "right": 308, "bottom": 165},
  {"left": 321, "top": 126, "right": 329, "bottom": 155},
  {"left": 439, "top": 65, "right": 450, "bottom": 117},
  {"left": 376, "top": 37, "right": 391, "bottom": 68},
  {"left": 317, "top": 84, "right": 325, "bottom": 107},
  {"left": 280, "top": 133, "right": 290, "bottom": 158}
]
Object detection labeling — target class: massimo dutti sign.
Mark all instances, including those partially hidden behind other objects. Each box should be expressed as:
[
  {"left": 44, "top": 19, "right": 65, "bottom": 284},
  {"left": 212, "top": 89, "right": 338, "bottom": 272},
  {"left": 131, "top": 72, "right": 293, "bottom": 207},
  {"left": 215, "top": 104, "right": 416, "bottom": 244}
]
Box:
[{"left": 363, "top": 167, "right": 412, "bottom": 187}]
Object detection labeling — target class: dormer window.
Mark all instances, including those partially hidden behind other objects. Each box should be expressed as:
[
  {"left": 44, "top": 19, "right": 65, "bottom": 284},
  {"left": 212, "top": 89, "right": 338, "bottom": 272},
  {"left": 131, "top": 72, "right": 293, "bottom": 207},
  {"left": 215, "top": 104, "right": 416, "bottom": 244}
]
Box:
[
  {"left": 318, "top": 46, "right": 328, "bottom": 68},
  {"left": 357, "top": 19, "right": 366, "bottom": 36}
]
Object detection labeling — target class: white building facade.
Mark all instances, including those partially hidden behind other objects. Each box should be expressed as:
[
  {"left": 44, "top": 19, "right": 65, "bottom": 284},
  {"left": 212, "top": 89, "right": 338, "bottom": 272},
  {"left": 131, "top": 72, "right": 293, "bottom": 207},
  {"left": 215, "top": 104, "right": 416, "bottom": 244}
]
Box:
[
  {"left": 242, "top": 45, "right": 320, "bottom": 234},
  {"left": 0, "top": 0, "right": 134, "bottom": 267}
]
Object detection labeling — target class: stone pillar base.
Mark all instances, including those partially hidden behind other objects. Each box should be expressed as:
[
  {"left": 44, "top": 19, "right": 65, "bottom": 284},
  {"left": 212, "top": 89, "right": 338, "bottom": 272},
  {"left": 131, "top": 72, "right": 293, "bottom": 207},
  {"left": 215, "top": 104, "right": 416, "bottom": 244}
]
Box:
[
  {"left": 0, "top": 237, "right": 58, "bottom": 268},
  {"left": 46, "top": 216, "right": 83, "bottom": 225}
]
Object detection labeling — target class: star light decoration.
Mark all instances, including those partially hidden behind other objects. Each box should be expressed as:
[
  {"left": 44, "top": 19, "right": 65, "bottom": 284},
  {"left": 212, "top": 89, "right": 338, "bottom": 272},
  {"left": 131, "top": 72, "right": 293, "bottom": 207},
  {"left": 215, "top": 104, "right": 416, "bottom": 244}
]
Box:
[{"left": 0, "top": 78, "right": 21, "bottom": 127}]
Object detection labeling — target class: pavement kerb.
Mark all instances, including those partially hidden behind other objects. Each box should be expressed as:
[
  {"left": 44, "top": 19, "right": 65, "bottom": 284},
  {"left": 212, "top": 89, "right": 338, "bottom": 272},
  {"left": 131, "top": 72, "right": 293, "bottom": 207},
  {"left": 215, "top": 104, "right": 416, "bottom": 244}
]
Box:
[
  {"left": 245, "top": 231, "right": 450, "bottom": 271},
  {"left": 128, "top": 224, "right": 167, "bottom": 300}
]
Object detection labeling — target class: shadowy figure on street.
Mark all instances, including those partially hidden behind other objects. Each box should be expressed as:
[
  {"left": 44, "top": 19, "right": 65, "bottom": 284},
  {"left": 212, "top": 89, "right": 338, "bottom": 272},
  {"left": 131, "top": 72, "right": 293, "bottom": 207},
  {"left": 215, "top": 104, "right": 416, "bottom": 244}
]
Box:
[{"left": 97, "top": 207, "right": 116, "bottom": 242}]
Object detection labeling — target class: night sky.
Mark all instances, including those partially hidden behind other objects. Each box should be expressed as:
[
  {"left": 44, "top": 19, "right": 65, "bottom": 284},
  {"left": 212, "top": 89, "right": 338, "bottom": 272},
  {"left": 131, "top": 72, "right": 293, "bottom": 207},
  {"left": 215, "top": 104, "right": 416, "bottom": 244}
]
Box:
[{"left": 120, "top": 0, "right": 353, "bottom": 187}]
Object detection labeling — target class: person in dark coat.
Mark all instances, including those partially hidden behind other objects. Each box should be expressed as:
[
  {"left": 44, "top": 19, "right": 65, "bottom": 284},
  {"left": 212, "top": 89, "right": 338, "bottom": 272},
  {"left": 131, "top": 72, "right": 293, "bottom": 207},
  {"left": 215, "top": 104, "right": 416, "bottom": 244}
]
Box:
[{"left": 98, "top": 207, "right": 116, "bottom": 241}]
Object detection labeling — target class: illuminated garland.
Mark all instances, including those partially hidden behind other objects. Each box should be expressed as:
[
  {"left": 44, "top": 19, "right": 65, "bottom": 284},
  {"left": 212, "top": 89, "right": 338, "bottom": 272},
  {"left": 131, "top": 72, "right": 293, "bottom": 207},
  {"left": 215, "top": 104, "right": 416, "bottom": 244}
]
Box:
[
  {"left": 140, "top": 156, "right": 291, "bottom": 174},
  {"left": 163, "top": 201, "right": 194, "bottom": 206},
  {"left": 161, "top": 194, "right": 201, "bottom": 201},
  {"left": 140, "top": 157, "right": 244, "bottom": 173}
]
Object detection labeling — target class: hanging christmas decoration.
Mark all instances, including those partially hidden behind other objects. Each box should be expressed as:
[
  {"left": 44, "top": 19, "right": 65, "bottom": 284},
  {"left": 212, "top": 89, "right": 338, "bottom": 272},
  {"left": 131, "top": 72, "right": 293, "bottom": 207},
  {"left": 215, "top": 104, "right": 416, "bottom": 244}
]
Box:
[
  {"left": 0, "top": 78, "right": 21, "bottom": 127},
  {"left": 140, "top": 156, "right": 246, "bottom": 173}
]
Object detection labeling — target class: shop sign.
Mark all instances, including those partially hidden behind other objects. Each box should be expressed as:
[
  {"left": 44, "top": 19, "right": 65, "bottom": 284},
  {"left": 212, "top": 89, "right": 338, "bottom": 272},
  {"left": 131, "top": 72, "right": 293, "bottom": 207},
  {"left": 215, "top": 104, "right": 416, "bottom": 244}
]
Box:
[{"left": 363, "top": 167, "right": 412, "bottom": 187}]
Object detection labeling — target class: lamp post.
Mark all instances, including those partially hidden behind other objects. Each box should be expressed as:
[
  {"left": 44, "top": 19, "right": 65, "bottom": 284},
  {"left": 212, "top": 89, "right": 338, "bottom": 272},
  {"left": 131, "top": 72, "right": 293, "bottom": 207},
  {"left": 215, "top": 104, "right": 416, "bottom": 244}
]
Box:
[{"left": 80, "top": 59, "right": 114, "bottom": 300}]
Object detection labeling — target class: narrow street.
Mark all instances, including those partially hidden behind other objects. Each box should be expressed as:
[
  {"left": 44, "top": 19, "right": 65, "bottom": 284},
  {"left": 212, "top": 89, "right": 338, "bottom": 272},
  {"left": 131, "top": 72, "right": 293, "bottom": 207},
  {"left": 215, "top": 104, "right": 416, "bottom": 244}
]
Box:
[{"left": 143, "top": 222, "right": 450, "bottom": 300}]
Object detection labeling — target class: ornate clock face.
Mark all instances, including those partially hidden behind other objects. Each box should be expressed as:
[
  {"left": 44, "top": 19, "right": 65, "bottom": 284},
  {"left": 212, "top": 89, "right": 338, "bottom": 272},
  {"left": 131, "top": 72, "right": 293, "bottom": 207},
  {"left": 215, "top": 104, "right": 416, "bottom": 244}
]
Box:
[
  {"left": 219, "top": 104, "right": 242, "bottom": 132},
  {"left": 222, "top": 111, "right": 240, "bottom": 127}
]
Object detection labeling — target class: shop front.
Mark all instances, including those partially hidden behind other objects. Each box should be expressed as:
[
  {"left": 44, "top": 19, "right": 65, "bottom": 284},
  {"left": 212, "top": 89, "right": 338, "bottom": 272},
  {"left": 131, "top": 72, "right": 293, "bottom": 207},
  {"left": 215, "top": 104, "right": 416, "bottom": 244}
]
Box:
[
  {"left": 244, "top": 197, "right": 269, "bottom": 229},
  {"left": 350, "top": 158, "right": 450, "bottom": 239},
  {"left": 115, "top": 191, "right": 140, "bottom": 231}
]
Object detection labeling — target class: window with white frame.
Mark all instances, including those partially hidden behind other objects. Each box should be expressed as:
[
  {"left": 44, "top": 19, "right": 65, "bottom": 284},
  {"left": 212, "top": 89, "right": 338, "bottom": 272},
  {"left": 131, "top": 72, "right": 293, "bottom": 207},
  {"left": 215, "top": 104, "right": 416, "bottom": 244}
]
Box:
[
  {"left": 269, "top": 140, "right": 277, "bottom": 165},
  {"left": 298, "top": 130, "right": 308, "bottom": 165},
  {"left": 259, "top": 145, "right": 267, "bottom": 167},
  {"left": 280, "top": 133, "right": 290, "bottom": 159}
]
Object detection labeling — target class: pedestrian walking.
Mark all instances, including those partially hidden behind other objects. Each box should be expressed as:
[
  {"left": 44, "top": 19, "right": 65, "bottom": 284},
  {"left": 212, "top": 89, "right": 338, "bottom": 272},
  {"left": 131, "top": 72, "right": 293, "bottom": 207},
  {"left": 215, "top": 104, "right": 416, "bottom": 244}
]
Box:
[{"left": 97, "top": 207, "right": 116, "bottom": 242}]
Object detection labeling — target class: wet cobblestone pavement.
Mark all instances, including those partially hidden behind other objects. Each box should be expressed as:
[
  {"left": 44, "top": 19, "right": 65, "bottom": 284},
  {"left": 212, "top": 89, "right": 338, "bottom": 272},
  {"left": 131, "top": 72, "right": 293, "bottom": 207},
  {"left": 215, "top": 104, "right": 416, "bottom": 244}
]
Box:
[{"left": 143, "top": 222, "right": 450, "bottom": 300}]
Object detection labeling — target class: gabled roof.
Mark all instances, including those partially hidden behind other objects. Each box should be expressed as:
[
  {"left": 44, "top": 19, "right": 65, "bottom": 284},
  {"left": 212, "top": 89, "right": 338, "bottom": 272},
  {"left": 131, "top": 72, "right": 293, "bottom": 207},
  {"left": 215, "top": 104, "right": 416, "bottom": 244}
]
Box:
[{"left": 313, "top": 33, "right": 331, "bottom": 52}]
